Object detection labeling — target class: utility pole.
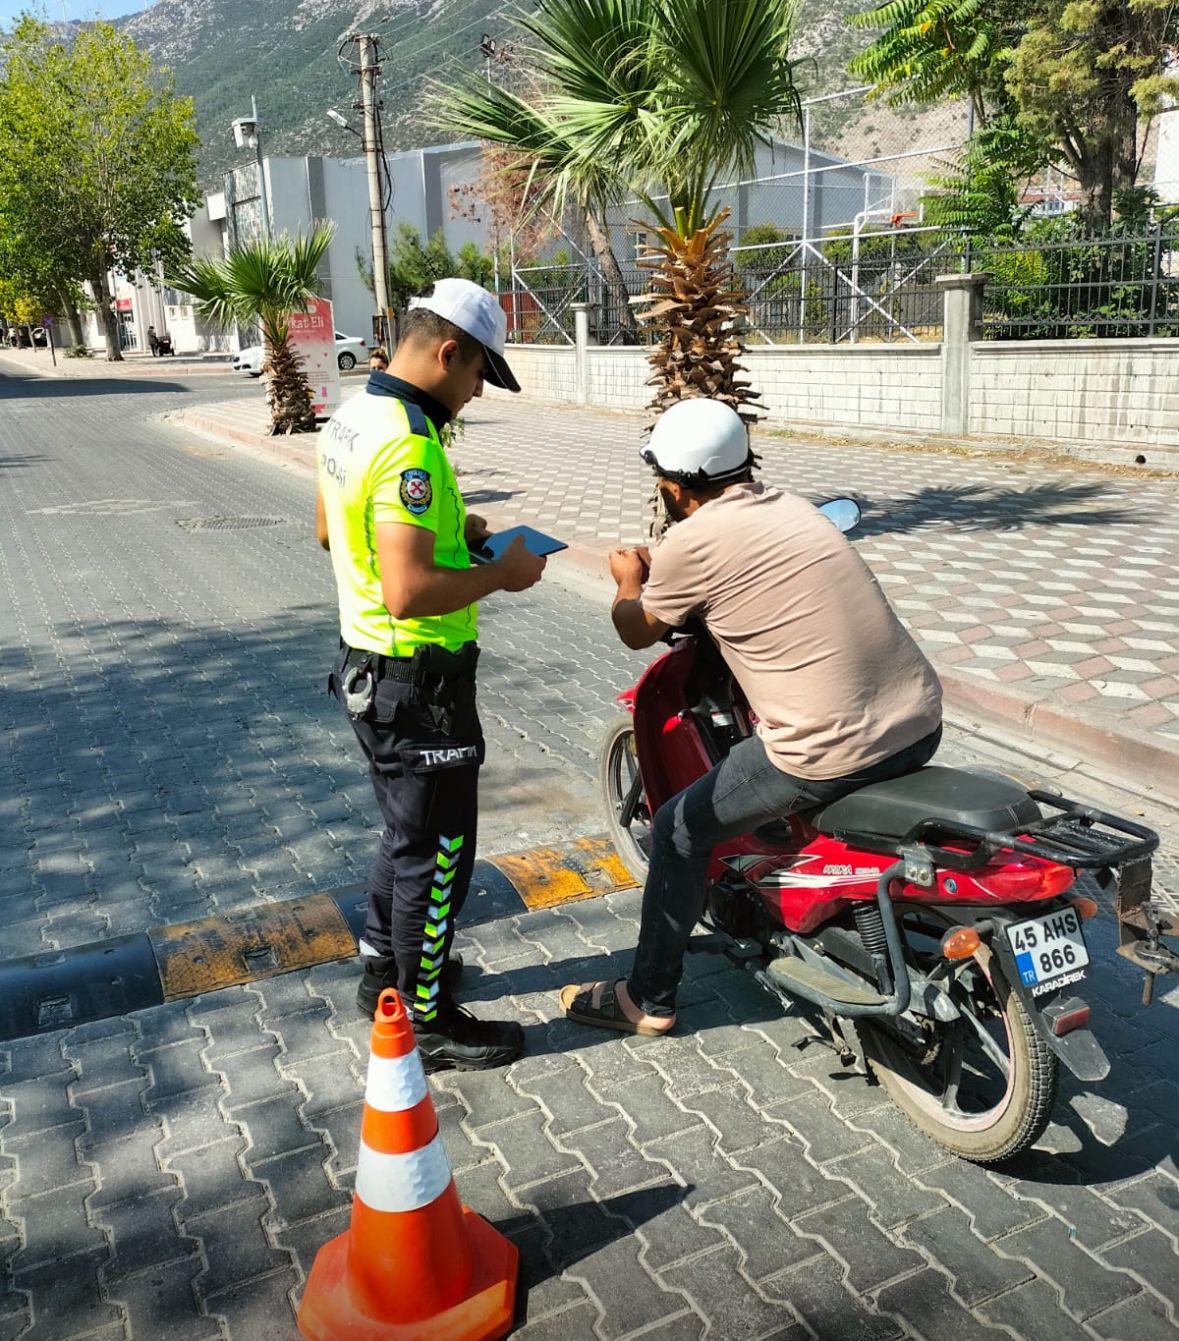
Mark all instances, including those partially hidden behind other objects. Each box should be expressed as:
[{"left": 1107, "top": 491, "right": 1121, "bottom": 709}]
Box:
[
  {"left": 356, "top": 34, "right": 392, "bottom": 348},
  {"left": 252, "top": 96, "right": 271, "bottom": 241}
]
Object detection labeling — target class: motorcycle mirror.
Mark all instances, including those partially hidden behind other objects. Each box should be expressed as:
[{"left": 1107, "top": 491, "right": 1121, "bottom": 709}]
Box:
[{"left": 818, "top": 498, "right": 862, "bottom": 534}]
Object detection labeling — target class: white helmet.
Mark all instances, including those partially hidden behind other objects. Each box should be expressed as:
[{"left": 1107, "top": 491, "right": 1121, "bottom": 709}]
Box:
[{"left": 640, "top": 398, "right": 752, "bottom": 485}]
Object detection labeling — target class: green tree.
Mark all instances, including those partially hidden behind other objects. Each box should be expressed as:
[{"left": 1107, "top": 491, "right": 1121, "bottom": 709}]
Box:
[
  {"left": 0, "top": 18, "right": 199, "bottom": 360},
  {"left": 434, "top": 0, "right": 803, "bottom": 419},
  {"left": 169, "top": 225, "right": 335, "bottom": 435},
  {"left": 849, "top": 0, "right": 1003, "bottom": 128},
  {"left": 850, "top": 0, "right": 1179, "bottom": 231},
  {"left": 921, "top": 114, "right": 1044, "bottom": 235},
  {"left": 1004, "top": 0, "right": 1178, "bottom": 231},
  {"left": 357, "top": 225, "right": 498, "bottom": 323}
]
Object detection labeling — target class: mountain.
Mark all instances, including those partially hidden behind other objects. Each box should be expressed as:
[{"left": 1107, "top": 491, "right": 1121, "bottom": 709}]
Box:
[
  {"left": 122, "top": 0, "right": 508, "bottom": 184},
  {"left": 113, "top": 0, "right": 956, "bottom": 193}
]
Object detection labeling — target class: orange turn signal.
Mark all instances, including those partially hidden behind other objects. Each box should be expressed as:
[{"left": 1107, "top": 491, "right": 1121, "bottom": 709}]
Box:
[
  {"left": 942, "top": 927, "right": 982, "bottom": 960},
  {"left": 1069, "top": 897, "right": 1099, "bottom": 922}
]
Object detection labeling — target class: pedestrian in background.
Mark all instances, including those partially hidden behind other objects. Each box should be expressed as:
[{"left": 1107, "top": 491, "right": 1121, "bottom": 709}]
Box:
[
  {"left": 368, "top": 346, "right": 389, "bottom": 373},
  {"left": 316, "top": 278, "right": 545, "bottom": 1071}
]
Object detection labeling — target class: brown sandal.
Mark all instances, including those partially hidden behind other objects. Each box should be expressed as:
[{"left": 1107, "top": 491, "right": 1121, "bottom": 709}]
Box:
[{"left": 558, "top": 980, "right": 670, "bottom": 1037}]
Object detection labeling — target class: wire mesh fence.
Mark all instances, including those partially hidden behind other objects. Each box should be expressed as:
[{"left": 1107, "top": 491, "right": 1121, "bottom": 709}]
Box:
[
  {"left": 493, "top": 87, "right": 1179, "bottom": 346},
  {"left": 497, "top": 86, "right": 971, "bottom": 347}
]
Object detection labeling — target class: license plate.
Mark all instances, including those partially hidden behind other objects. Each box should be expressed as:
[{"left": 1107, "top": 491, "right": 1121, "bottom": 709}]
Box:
[{"left": 1006, "top": 906, "right": 1090, "bottom": 995}]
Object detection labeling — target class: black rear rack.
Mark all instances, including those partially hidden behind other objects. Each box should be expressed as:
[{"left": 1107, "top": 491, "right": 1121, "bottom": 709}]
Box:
[{"left": 896, "top": 791, "right": 1159, "bottom": 874}]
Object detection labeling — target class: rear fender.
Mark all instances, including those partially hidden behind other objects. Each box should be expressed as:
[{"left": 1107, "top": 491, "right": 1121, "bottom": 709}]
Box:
[{"left": 938, "top": 904, "right": 1110, "bottom": 1083}]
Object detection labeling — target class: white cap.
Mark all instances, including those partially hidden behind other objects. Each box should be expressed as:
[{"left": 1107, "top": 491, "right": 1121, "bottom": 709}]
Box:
[
  {"left": 408, "top": 277, "right": 520, "bottom": 393},
  {"left": 640, "top": 398, "right": 751, "bottom": 484}
]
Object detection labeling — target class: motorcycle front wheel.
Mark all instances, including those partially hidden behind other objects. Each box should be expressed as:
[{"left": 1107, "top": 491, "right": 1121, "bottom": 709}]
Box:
[
  {"left": 856, "top": 938, "right": 1058, "bottom": 1164},
  {"left": 600, "top": 716, "right": 652, "bottom": 886}
]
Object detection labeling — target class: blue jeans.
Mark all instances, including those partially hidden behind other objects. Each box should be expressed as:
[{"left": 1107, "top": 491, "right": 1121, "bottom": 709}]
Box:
[{"left": 628, "top": 726, "right": 942, "bottom": 1016}]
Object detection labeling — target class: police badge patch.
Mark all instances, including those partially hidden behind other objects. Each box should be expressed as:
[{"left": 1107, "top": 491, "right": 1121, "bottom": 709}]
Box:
[{"left": 399, "top": 468, "right": 433, "bottom": 515}]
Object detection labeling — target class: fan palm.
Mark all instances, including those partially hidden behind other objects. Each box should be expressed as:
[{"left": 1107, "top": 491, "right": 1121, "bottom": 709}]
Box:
[
  {"left": 433, "top": 0, "right": 803, "bottom": 420},
  {"left": 169, "top": 223, "right": 334, "bottom": 434}
]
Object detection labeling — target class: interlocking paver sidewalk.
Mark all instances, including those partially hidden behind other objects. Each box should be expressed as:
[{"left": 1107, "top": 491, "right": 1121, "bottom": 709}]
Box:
[{"left": 177, "top": 388, "right": 1179, "bottom": 799}]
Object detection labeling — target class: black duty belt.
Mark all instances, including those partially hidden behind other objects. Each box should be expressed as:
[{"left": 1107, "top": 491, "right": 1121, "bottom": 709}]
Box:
[{"left": 341, "top": 640, "right": 479, "bottom": 683}]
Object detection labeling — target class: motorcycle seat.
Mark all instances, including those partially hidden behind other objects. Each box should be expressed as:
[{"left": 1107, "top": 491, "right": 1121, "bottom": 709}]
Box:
[{"left": 809, "top": 766, "right": 1042, "bottom": 844}]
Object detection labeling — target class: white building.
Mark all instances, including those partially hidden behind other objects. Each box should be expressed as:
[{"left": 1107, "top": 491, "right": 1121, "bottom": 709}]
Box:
[
  {"left": 82, "top": 142, "right": 486, "bottom": 356},
  {"left": 80, "top": 136, "right": 892, "bottom": 354}
]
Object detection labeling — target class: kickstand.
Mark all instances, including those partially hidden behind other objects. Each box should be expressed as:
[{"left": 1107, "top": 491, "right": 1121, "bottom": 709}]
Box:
[{"left": 792, "top": 1030, "right": 856, "bottom": 1069}]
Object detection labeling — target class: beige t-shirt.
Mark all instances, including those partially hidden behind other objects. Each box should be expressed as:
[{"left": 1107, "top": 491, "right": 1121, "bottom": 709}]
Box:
[{"left": 640, "top": 482, "right": 942, "bottom": 780}]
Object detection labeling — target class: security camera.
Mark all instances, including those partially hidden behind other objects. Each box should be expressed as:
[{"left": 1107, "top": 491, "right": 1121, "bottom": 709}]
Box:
[{"left": 232, "top": 116, "right": 259, "bottom": 150}]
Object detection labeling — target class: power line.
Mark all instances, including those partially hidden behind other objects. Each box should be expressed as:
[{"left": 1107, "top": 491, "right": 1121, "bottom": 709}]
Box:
[{"left": 387, "top": 0, "right": 517, "bottom": 68}]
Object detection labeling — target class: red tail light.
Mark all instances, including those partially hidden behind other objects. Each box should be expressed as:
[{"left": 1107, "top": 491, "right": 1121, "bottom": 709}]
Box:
[{"left": 979, "top": 861, "right": 1075, "bottom": 899}]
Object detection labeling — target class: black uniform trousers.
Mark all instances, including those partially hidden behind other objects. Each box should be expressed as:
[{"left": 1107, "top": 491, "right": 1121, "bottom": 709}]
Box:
[{"left": 331, "top": 642, "right": 484, "bottom": 1024}]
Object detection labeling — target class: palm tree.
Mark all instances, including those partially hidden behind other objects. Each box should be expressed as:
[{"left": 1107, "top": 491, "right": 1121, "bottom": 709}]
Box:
[
  {"left": 433, "top": 0, "right": 802, "bottom": 421},
  {"left": 169, "top": 223, "right": 334, "bottom": 434}
]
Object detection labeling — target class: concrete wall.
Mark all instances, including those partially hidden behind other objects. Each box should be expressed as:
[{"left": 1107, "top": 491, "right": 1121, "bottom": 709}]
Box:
[
  {"left": 508, "top": 341, "right": 944, "bottom": 434},
  {"left": 746, "top": 346, "right": 943, "bottom": 433},
  {"left": 970, "top": 339, "right": 1179, "bottom": 448},
  {"left": 506, "top": 325, "right": 1179, "bottom": 458}
]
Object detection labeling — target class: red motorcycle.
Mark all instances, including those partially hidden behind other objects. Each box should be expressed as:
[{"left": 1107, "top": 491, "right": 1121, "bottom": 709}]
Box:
[{"left": 600, "top": 500, "right": 1171, "bottom": 1164}]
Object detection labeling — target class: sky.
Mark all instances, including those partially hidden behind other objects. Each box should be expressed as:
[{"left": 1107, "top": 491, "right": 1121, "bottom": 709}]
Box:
[{"left": 1, "top": 0, "right": 145, "bottom": 25}]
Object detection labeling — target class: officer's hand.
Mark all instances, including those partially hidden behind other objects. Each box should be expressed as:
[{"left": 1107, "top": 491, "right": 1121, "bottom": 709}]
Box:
[
  {"left": 496, "top": 535, "right": 546, "bottom": 591},
  {"left": 465, "top": 513, "right": 491, "bottom": 546}
]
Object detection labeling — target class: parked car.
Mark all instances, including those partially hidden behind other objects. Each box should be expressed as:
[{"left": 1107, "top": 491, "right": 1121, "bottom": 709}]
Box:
[
  {"left": 232, "top": 345, "right": 265, "bottom": 377},
  {"left": 334, "top": 331, "right": 368, "bottom": 370},
  {"left": 232, "top": 330, "right": 369, "bottom": 376}
]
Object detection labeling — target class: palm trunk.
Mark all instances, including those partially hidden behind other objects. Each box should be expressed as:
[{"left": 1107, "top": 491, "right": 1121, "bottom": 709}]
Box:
[
  {"left": 585, "top": 210, "right": 639, "bottom": 343},
  {"left": 92, "top": 262, "right": 122, "bottom": 362},
  {"left": 636, "top": 209, "right": 760, "bottom": 423},
  {"left": 264, "top": 329, "right": 316, "bottom": 435}
]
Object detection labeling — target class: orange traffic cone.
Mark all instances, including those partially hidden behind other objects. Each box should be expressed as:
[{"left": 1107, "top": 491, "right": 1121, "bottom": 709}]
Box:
[{"left": 297, "top": 988, "right": 519, "bottom": 1341}]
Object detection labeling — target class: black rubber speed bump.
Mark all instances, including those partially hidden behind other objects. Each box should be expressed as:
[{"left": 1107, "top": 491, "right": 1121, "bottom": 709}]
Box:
[{"left": 0, "top": 837, "right": 638, "bottom": 1040}]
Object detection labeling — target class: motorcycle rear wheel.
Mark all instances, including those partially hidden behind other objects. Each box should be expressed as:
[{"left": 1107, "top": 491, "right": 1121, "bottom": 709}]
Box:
[
  {"left": 857, "top": 949, "right": 1058, "bottom": 1164},
  {"left": 600, "top": 716, "right": 652, "bottom": 886}
]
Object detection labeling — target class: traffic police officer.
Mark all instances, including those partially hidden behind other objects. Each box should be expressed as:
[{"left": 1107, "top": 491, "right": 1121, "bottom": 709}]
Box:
[{"left": 316, "top": 277, "right": 546, "bottom": 1070}]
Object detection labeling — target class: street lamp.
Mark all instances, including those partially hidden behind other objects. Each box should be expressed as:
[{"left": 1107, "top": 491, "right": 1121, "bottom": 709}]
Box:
[
  {"left": 479, "top": 33, "right": 496, "bottom": 81},
  {"left": 231, "top": 96, "right": 271, "bottom": 240},
  {"left": 326, "top": 107, "right": 361, "bottom": 137}
]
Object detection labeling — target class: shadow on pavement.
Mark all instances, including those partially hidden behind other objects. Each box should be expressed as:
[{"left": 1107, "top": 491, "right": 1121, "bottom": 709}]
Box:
[
  {"left": 465, "top": 947, "right": 1179, "bottom": 1190},
  {"left": 503, "top": 1183, "right": 691, "bottom": 1311},
  {"left": 0, "top": 376, "right": 190, "bottom": 399},
  {"left": 0, "top": 592, "right": 606, "bottom": 937},
  {"left": 0, "top": 453, "right": 50, "bottom": 468},
  {"left": 853, "top": 481, "right": 1135, "bottom": 536}
]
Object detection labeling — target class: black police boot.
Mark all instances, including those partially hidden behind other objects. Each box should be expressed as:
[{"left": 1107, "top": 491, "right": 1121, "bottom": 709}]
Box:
[
  {"left": 412, "top": 1002, "right": 525, "bottom": 1073},
  {"left": 356, "top": 953, "right": 466, "bottom": 1019}
]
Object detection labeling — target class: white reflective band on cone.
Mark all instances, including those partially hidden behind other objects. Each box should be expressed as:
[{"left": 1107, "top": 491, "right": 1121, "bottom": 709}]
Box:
[
  {"left": 356, "top": 1132, "right": 452, "bottom": 1213},
  {"left": 365, "top": 1050, "right": 428, "bottom": 1112}
]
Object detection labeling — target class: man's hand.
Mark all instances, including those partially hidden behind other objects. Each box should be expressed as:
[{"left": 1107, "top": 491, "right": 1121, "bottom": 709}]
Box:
[
  {"left": 609, "top": 545, "right": 667, "bottom": 650},
  {"left": 465, "top": 513, "right": 491, "bottom": 547},
  {"left": 496, "top": 535, "right": 547, "bottom": 592},
  {"left": 609, "top": 547, "right": 647, "bottom": 589}
]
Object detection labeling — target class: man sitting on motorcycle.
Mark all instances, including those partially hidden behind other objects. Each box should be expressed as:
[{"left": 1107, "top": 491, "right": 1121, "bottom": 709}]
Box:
[{"left": 561, "top": 397, "right": 944, "bottom": 1036}]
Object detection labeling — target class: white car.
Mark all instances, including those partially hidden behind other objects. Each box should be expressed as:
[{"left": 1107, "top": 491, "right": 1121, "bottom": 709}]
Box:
[
  {"left": 232, "top": 330, "right": 369, "bottom": 377},
  {"left": 333, "top": 330, "right": 369, "bottom": 370},
  {"left": 232, "top": 344, "right": 266, "bottom": 376}
]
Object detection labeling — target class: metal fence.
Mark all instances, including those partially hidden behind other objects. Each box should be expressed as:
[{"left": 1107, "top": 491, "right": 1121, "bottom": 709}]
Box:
[
  {"left": 492, "top": 86, "right": 1179, "bottom": 347},
  {"left": 972, "top": 227, "right": 1179, "bottom": 340},
  {"left": 498, "top": 86, "right": 970, "bottom": 347}
]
